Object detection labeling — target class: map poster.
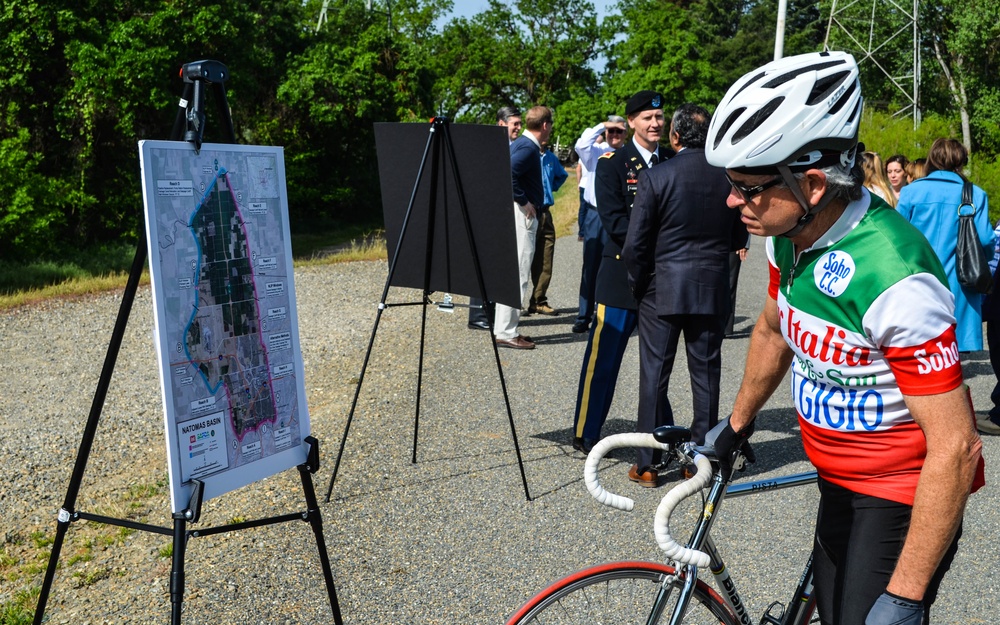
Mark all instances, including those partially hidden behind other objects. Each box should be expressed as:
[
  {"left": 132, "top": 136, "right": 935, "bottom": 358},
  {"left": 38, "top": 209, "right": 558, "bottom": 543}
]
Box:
[{"left": 139, "top": 140, "right": 311, "bottom": 513}]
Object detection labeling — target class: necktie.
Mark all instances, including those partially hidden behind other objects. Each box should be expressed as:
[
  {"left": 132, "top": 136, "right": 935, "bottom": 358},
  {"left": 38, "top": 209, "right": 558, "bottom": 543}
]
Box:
[{"left": 649, "top": 153, "right": 659, "bottom": 166}]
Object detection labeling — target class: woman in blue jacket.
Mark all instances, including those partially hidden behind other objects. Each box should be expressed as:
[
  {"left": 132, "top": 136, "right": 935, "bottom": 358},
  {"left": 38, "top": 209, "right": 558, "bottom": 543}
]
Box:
[{"left": 897, "top": 137, "right": 994, "bottom": 351}]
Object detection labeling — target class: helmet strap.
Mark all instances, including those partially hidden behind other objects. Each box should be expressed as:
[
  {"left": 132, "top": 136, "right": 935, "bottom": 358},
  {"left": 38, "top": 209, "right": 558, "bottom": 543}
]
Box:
[{"left": 777, "top": 164, "right": 836, "bottom": 238}]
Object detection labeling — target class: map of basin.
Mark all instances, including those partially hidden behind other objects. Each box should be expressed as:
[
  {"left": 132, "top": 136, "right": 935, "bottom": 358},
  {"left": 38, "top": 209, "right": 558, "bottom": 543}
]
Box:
[{"left": 140, "top": 141, "right": 309, "bottom": 510}]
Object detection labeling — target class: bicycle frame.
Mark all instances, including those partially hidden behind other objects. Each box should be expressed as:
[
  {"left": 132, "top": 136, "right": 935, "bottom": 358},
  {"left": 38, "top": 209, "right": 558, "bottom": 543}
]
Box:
[{"left": 653, "top": 469, "right": 819, "bottom": 625}]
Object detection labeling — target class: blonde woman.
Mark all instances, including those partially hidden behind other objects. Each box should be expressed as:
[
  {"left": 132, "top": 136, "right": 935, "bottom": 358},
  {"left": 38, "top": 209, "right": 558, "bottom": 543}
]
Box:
[
  {"left": 906, "top": 157, "right": 927, "bottom": 182},
  {"left": 860, "top": 151, "right": 895, "bottom": 207}
]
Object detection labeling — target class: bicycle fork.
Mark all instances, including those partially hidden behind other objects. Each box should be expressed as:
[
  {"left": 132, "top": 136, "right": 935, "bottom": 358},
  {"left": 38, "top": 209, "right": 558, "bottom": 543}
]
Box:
[{"left": 648, "top": 475, "right": 742, "bottom": 625}]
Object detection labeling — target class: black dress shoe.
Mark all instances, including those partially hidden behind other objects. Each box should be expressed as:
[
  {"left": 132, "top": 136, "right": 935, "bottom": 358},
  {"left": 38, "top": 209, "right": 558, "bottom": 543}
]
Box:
[
  {"left": 572, "top": 321, "right": 589, "bottom": 334},
  {"left": 572, "top": 437, "right": 596, "bottom": 453},
  {"left": 468, "top": 320, "right": 490, "bottom": 330}
]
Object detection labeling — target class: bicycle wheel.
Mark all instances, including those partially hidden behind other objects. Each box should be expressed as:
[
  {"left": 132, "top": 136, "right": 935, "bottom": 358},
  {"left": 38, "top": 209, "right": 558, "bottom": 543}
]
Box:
[{"left": 507, "top": 561, "right": 738, "bottom": 625}]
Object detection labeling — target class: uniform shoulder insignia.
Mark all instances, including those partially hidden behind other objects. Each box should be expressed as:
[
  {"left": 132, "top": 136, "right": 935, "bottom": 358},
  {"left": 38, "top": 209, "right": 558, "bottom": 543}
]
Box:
[{"left": 599, "top": 151, "right": 616, "bottom": 159}]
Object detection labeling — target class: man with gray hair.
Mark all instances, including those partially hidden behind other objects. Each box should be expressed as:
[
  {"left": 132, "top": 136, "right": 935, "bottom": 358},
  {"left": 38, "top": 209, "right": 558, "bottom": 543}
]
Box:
[
  {"left": 572, "top": 114, "right": 627, "bottom": 333},
  {"left": 705, "top": 51, "right": 984, "bottom": 625},
  {"left": 497, "top": 106, "right": 523, "bottom": 144}
]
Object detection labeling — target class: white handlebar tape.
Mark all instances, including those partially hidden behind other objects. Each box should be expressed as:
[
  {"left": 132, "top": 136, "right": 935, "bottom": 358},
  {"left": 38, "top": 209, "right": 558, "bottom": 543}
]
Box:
[
  {"left": 584, "top": 433, "right": 671, "bottom": 512},
  {"left": 653, "top": 454, "right": 713, "bottom": 568}
]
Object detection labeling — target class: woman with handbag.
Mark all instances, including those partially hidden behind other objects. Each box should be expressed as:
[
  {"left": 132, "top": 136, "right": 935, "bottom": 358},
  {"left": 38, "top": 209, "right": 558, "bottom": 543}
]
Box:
[
  {"left": 897, "top": 138, "right": 994, "bottom": 352},
  {"left": 981, "top": 222, "right": 1000, "bottom": 435}
]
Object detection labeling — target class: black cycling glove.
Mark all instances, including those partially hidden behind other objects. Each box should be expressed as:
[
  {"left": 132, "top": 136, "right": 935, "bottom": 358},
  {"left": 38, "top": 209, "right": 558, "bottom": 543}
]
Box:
[
  {"left": 704, "top": 415, "right": 755, "bottom": 478},
  {"left": 865, "top": 591, "right": 923, "bottom": 625}
]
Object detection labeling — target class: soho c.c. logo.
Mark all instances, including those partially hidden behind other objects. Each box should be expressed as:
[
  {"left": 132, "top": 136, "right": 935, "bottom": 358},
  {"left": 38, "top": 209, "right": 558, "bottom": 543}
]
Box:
[{"left": 813, "top": 250, "right": 855, "bottom": 297}]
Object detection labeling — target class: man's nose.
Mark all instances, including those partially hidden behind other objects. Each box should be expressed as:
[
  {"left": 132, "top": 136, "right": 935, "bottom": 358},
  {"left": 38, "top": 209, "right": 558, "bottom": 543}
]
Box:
[{"left": 726, "top": 188, "right": 745, "bottom": 209}]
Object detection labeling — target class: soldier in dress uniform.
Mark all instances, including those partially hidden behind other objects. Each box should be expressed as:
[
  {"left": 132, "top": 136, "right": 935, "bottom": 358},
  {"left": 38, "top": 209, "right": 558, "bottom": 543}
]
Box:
[{"left": 571, "top": 91, "right": 670, "bottom": 469}]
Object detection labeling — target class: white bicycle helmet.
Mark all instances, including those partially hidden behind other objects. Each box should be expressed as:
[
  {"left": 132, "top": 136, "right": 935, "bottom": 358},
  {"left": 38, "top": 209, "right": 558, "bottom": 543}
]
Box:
[
  {"left": 706, "top": 50, "right": 862, "bottom": 173},
  {"left": 706, "top": 51, "right": 863, "bottom": 236}
]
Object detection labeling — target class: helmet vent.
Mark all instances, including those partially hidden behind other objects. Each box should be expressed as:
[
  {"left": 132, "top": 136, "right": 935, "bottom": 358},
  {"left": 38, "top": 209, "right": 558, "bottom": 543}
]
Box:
[
  {"left": 713, "top": 107, "right": 746, "bottom": 149},
  {"left": 845, "top": 92, "right": 862, "bottom": 122},
  {"left": 762, "top": 60, "right": 843, "bottom": 89},
  {"left": 807, "top": 71, "right": 850, "bottom": 106},
  {"left": 733, "top": 71, "right": 768, "bottom": 99},
  {"left": 732, "top": 97, "right": 785, "bottom": 145}
]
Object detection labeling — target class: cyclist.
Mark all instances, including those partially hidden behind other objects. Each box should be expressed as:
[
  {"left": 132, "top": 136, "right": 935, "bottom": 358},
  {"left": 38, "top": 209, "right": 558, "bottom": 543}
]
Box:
[{"left": 704, "top": 51, "right": 985, "bottom": 625}]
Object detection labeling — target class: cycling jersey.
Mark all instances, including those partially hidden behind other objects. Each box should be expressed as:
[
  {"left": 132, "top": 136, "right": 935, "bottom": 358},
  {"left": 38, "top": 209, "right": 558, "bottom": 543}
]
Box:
[{"left": 767, "top": 192, "right": 984, "bottom": 505}]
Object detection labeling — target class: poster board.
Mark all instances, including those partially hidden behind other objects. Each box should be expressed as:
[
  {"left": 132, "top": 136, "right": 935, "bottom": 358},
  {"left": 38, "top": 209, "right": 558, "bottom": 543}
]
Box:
[
  {"left": 374, "top": 122, "right": 521, "bottom": 308},
  {"left": 139, "top": 141, "right": 310, "bottom": 513}
]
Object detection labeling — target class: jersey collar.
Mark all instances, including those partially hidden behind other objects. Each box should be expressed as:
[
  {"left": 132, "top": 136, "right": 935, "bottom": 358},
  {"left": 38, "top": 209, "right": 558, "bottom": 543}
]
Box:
[{"left": 795, "top": 190, "right": 871, "bottom": 254}]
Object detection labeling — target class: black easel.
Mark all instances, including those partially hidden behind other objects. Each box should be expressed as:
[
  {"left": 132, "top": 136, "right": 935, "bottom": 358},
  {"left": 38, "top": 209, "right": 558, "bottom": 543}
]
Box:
[
  {"left": 32, "top": 60, "right": 343, "bottom": 625},
  {"left": 324, "top": 117, "right": 532, "bottom": 503}
]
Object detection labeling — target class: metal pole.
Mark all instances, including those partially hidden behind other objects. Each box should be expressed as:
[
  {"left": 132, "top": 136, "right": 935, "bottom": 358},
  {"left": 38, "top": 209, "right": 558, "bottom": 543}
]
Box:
[
  {"left": 774, "top": 0, "right": 788, "bottom": 60},
  {"left": 913, "top": 0, "right": 921, "bottom": 129}
]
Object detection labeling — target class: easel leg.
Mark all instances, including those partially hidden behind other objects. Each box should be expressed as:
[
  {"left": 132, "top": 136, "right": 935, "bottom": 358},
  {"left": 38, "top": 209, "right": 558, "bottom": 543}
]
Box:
[
  {"left": 31, "top": 514, "right": 71, "bottom": 625},
  {"left": 300, "top": 438, "right": 344, "bottom": 624},
  {"left": 439, "top": 121, "right": 532, "bottom": 501},
  {"left": 32, "top": 237, "right": 149, "bottom": 624},
  {"left": 412, "top": 296, "right": 430, "bottom": 464},
  {"left": 327, "top": 121, "right": 439, "bottom": 501},
  {"left": 170, "top": 514, "right": 188, "bottom": 625},
  {"left": 325, "top": 304, "right": 386, "bottom": 502}
]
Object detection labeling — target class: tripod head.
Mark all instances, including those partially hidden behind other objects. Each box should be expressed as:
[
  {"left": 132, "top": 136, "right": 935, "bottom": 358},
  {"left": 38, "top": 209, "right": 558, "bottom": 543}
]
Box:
[{"left": 171, "top": 59, "right": 237, "bottom": 150}]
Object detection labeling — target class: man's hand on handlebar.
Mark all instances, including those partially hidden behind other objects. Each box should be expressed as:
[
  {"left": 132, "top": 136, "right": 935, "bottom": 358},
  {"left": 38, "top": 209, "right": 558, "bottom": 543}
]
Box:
[{"left": 704, "top": 415, "right": 755, "bottom": 479}]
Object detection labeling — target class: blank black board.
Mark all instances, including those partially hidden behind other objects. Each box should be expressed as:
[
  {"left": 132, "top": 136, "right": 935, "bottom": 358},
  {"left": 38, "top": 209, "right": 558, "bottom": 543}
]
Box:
[{"left": 374, "top": 121, "right": 521, "bottom": 308}]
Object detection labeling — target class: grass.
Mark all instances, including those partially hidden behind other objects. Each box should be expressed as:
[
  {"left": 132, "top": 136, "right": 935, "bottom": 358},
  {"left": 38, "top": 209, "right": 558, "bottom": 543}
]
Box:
[
  {"left": 0, "top": 586, "right": 39, "bottom": 625},
  {"left": 0, "top": 228, "right": 389, "bottom": 311},
  {"left": 0, "top": 476, "right": 168, "bottom": 623},
  {"left": 0, "top": 167, "right": 580, "bottom": 311}
]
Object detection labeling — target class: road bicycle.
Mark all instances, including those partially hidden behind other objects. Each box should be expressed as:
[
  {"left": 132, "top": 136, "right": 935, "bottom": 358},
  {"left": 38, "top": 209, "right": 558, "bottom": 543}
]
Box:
[{"left": 507, "top": 426, "right": 820, "bottom": 625}]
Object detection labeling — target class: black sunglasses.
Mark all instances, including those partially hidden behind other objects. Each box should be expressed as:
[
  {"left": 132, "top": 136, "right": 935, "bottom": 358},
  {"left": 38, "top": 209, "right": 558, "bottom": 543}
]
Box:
[
  {"left": 726, "top": 174, "right": 782, "bottom": 203},
  {"left": 606, "top": 127, "right": 625, "bottom": 135}
]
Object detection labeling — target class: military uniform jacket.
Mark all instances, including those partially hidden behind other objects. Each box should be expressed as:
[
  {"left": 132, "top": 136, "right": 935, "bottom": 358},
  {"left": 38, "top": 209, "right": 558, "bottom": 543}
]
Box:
[{"left": 593, "top": 140, "right": 663, "bottom": 309}]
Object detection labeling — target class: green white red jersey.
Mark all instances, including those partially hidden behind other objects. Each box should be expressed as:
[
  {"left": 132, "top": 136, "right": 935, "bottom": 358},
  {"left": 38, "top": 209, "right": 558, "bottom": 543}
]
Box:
[{"left": 766, "top": 193, "right": 984, "bottom": 505}]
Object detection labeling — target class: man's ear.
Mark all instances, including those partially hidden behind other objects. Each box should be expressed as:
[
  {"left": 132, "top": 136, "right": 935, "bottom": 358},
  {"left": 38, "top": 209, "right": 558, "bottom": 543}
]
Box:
[
  {"left": 803, "top": 169, "right": 829, "bottom": 205},
  {"left": 669, "top": 127, "right": 682, "bottom": 151}
]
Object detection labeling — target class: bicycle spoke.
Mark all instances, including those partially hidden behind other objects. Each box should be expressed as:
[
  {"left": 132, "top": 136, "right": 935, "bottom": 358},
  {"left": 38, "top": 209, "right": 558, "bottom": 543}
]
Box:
[{"left": 509, "top": 564, "right": 736, "bottom": 625}]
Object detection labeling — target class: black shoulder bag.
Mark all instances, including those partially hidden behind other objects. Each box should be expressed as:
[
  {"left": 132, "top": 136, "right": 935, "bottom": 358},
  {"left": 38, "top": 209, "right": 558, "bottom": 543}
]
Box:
[{"left": 956, "top": 180, "right": 994, "bottom": 294}]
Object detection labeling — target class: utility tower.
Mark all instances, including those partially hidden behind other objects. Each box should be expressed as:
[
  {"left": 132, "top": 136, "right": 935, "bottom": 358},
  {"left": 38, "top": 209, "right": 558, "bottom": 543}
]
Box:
[
  {"left": 824, "top": 0, "right": 920, "bottom": 128},
  {"left": 316, "top": 0, "right": 330, "bottom": 32}
]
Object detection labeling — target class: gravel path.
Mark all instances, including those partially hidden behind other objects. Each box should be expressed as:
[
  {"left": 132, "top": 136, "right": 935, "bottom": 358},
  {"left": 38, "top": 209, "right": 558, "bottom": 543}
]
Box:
[{"left": 1, "top": 234, "right": 997, "bottom": 624}]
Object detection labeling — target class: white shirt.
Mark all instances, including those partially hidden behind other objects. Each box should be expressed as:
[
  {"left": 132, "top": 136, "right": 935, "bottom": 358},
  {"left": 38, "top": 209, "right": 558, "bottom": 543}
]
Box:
[
  {"left": 575, "top": 123, "right": 614, "bottom": 206},
  {"left": 633, "top": 141, "right": 659, "bottom": 168}
]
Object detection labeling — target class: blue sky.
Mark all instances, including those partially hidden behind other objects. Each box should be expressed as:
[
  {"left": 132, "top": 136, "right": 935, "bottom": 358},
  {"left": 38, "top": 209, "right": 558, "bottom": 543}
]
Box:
[{"left": 443, "top": 0, "right": 618, "bottom": 23}]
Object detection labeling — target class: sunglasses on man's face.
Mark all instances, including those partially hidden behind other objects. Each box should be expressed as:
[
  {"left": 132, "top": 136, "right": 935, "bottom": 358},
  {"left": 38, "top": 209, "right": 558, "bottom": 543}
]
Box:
[
  {"left": 606, "top": 128, "right": 625, "bottom": 135},
  {"left": 726, "top": 174, "right": 782, "bottom": 203}
]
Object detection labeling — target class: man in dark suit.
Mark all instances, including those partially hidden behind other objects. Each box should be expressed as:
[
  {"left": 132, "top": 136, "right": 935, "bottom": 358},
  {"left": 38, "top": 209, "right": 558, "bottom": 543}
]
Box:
[
  {"left": 623, "top": 103, "right": 749, "bottom": 484},
  {"left": 571, "top": 91, "right": 668, "bottom": 457}
]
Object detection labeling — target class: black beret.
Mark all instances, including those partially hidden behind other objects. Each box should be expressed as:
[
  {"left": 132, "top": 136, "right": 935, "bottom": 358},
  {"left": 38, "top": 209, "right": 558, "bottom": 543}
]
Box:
[{"left": 625, "top": 91, "right": 664, "bottom": 117}]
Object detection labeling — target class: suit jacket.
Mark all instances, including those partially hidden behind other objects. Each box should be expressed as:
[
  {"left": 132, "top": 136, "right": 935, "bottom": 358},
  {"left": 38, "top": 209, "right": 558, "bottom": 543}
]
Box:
[
  {"left": 623, "top": 147, "right": 748, "bottom": 316},
  {"left": 593, "top": 141, "right": 665, "bottom": 310},
  {"left": 510, "top": 134, "right": 544, "bottom": 208}
]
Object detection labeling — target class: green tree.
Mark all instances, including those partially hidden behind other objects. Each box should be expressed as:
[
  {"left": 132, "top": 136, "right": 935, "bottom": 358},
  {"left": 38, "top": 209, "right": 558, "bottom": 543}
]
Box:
[
  {"left": 922, "top": 0, "right": 1000, "bottom": 155},
  {"left": 277, "top": 0, "right": 446, "bottom": 225},
  {"left": 821, "top": 0, "right": 1000, "bottom": 157},
  {"left": 431, "top": 0, "right": 601, "bottom": 121},
  {"left": 601, "top": 0, "right": 719, "bottom": 114},
  {"left": 0, "top": 0, "right": 309, "bottom": 260}
]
